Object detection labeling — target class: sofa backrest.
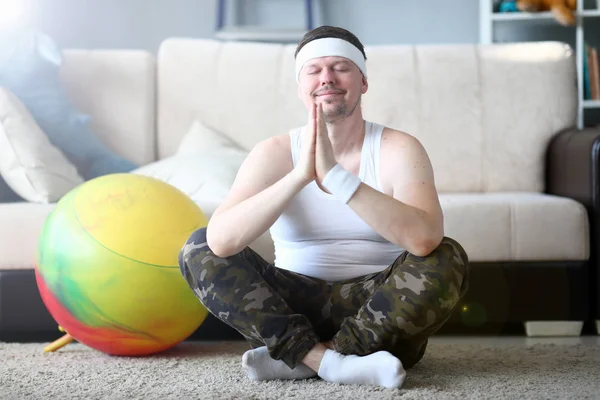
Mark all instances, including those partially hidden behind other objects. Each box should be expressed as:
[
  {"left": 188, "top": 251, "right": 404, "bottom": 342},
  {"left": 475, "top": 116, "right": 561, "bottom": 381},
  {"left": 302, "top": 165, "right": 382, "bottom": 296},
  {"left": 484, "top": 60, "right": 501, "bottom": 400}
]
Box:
[
  {"left": 60, "top": 49, "right": 156, "bottom": 166},
  {"left": 157, "top": 39, "right": 577, "bottom": 193}
]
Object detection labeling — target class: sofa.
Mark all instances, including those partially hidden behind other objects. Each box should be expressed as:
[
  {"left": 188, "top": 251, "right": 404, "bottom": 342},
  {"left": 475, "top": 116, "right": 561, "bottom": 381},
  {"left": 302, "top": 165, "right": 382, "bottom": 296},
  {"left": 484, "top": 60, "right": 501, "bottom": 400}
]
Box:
[{"left": 0, "top": 38, "right": 598, "bottom": 343}]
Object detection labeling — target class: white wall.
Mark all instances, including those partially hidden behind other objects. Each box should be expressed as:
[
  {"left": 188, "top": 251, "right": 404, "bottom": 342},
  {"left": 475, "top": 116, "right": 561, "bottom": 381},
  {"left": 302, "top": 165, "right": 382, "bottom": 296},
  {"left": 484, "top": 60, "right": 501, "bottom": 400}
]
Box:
[
  {"left": 11, "top": 0, "right": 599, "bottom": 56},
  {"left": 28, "top": 0, "right": 481, "bottom": 53},
  {"left": 4, "top": 0, "right": 598, "bottom": 125},
  {"left": 35, "top": 0, "right": 218, "bottom": 52}
]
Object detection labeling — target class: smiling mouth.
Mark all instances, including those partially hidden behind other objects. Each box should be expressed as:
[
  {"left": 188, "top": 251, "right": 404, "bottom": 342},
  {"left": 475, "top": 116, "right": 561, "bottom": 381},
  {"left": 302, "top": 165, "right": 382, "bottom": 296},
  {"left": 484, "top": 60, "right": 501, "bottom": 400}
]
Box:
[{"left": 316, "top": 92, "right": 344, "bottom": 97}]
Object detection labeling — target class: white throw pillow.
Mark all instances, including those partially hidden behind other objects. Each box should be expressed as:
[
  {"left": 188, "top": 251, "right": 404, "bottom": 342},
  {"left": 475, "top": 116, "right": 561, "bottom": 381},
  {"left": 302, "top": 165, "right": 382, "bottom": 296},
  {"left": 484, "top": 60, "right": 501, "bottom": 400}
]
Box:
[
  {"left": 176, "top": 120, "right": 247, "bottom": 157},
  {"left": 132, "top": 120, "right": 248, "bottom": 217},
  {"left": 0, "top": 87, "right": 83, "bottom": 203}
]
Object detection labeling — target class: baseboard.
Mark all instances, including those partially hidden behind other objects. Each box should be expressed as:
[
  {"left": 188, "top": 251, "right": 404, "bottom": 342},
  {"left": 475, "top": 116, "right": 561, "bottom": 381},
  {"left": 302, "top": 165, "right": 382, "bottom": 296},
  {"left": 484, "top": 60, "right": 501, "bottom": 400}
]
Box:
[{"left": 524, "top": 321, "right": 584, "bottom": 337}]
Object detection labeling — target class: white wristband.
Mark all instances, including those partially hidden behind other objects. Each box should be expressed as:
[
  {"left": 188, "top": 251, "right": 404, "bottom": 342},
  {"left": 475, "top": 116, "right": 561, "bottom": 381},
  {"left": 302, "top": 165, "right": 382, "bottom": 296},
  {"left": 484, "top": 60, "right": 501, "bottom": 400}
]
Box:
[{"left": 322, "top": 164, "right": 361, "bottom": 203}]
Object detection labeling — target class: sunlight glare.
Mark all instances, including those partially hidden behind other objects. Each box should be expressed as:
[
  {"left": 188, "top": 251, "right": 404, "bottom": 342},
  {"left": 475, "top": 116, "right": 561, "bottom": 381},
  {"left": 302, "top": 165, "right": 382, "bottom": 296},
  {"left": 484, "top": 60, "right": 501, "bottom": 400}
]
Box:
[{"left": 0, "top": 0, "right": 31, "bottom": 31}]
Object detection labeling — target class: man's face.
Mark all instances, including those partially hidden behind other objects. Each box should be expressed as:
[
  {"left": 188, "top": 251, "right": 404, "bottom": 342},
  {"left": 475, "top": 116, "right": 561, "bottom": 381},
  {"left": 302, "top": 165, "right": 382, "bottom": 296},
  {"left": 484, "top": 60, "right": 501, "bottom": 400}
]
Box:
[{"left": 297, "top": 56, "right": 368, "bottom": 122}]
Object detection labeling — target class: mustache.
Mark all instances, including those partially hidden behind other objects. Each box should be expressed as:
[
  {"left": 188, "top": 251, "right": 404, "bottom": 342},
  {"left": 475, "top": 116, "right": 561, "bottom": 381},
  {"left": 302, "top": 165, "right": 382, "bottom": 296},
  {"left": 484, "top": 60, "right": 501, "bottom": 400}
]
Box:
[{"left": 312, "top": 86, "right": 345, "bottom": 97}]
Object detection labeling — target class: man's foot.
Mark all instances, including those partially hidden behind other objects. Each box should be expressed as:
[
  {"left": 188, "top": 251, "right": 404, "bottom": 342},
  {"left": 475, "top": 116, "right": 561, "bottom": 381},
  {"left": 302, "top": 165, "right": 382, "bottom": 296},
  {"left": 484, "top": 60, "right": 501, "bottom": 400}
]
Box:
[
  {"left": 241, "top": 346, "right": 317, "bottom": 381},
  {"left": 317, "top": 349, "right": 406, "bottom": 389}
]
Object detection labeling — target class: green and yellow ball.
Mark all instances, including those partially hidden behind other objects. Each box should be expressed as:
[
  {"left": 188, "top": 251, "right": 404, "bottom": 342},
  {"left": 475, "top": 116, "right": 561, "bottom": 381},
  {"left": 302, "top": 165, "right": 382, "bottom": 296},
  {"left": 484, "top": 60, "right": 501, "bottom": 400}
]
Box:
[{"left": 35, "top": 173, "right": 209, "bottom": 356}]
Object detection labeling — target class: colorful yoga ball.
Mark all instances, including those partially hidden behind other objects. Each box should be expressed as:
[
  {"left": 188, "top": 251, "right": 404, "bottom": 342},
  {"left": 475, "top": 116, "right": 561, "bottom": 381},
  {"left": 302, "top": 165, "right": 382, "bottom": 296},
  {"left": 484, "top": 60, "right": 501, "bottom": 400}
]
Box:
[{"left": 35, "top": 173, "right": 209, "bottom": 356}]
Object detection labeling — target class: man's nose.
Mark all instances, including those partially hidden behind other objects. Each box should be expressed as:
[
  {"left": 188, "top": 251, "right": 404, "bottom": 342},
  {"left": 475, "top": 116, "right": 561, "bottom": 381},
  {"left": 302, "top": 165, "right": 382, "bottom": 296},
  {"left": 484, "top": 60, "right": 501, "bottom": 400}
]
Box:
[{"left": 320, "top": 68, "right": 335, "bottom": 85}]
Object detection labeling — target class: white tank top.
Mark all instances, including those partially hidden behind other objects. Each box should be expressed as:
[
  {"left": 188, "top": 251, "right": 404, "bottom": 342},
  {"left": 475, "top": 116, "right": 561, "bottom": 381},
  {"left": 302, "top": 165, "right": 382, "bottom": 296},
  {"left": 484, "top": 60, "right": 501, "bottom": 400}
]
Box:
[{"left": 269, "top": 120, "right": 404, "bottom": 282}]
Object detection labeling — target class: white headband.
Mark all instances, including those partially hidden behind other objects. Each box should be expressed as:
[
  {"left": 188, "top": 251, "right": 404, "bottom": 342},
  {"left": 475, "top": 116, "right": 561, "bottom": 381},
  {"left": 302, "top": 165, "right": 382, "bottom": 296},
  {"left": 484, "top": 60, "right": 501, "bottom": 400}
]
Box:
[{"left": 295, "top": 37, "right": 367, "bottom": 83}]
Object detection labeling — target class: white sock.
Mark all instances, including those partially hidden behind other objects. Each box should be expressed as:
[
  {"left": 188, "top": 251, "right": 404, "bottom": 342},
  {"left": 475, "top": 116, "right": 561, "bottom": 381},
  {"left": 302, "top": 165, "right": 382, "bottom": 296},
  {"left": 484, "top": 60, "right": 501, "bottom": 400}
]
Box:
[
  {"left": 317, "top": 349, "right": 406, "bottom": 389},
  {"left": 241, "top": 346, "right": 317, "bottom": 381}
]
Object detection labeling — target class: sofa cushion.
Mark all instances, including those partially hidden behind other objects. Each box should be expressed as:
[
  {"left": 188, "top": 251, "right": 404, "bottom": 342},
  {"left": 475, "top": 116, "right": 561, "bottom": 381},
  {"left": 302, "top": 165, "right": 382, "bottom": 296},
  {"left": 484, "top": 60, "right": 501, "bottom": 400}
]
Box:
[
  {"left": 0, "top": 203, "right": 55, "bottom": 270},
  {"left": 440, "top": 193, "right": 589, "bottom": 262},
  {"left": 157, "top": 39, "right": 302, "bottom": 159},
  {"left": 59, "top": 48, "right": 157, "bottom": 167},
  {"left": 0, "top": 87, "right": 83, "bottom": 203},
  {"left": 157, "top": 39, "right": 576, "bottom": 193},
  {"left": 1, "top": 192, "right": 586, "bottom": 271}
]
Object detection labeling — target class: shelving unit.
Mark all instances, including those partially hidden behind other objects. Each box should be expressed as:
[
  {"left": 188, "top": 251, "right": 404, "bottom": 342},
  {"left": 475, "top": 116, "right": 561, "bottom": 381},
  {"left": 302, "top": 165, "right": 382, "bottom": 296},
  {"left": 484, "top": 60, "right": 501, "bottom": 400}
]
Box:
[
  {"left": 214, "top": 0, "right": 315, "bottom": 43},
  {"left": 479, "top": 0, "right": 600, "bottom": 129}
]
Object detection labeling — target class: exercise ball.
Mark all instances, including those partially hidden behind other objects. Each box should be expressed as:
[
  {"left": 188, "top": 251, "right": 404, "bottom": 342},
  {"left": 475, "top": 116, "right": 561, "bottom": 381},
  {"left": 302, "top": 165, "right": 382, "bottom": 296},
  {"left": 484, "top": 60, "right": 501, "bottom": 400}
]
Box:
[{"left": 35, "top": 173, "right": 209, "bottom": 356}]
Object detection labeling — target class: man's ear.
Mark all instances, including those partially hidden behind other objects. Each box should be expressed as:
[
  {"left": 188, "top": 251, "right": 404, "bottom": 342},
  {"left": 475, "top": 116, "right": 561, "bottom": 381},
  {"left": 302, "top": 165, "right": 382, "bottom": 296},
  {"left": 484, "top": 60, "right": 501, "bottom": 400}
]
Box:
[{"left": 361, "top": 76, "right": 368, "bottom": 94}]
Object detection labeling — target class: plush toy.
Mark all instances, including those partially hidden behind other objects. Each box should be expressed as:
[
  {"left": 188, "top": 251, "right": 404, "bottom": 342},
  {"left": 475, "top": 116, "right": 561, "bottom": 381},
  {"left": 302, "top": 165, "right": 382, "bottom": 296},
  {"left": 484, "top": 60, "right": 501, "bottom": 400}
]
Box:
[
  {"left": 515, "top": 0, "right": 577, "bottom": 26},
  {"left": 496, "top": 1, "right": 520, "bottom": 12}
]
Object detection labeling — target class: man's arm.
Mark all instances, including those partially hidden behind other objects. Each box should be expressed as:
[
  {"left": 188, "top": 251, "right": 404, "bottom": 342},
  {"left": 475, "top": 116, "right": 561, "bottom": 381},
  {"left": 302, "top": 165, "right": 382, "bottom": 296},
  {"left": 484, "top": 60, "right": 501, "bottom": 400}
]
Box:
[
  {"left": 346, "top": 130, "right": 444, "bottom": 256},
  {"left": 206, "top": 134, "right": 305, "bottom": 258}
]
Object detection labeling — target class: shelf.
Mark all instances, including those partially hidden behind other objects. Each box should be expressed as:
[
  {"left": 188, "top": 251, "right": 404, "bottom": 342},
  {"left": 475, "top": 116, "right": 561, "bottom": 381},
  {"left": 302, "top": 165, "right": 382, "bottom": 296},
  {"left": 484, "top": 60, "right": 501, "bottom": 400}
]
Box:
[
  {"left": 214, "top": 26, "right": 307, "bottom": 42},
  {"left": 481, "top": 0, "right": 600, "bottom": 129},
  {"left": 491, "top": 10, "right": 600, "bottom": 21},
  {"left": 583, "top": 100, "right": 600, "bottom": 109},
  {"left": 491, "top": 12, "right": 555, "bottom": 21},
  {"left": 582, "top": 10, "right": 600, "bottom": 17}
]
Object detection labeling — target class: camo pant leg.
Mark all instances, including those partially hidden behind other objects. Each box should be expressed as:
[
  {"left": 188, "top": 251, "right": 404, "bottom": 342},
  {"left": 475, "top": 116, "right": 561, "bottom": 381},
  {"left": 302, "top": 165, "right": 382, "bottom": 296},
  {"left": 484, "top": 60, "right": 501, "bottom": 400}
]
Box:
[
  {"left": 178, "top": 227, "right": 325, "bottom": 369},
  {"left": 331, "top": 236, "right": 469, "bottom": 369}
]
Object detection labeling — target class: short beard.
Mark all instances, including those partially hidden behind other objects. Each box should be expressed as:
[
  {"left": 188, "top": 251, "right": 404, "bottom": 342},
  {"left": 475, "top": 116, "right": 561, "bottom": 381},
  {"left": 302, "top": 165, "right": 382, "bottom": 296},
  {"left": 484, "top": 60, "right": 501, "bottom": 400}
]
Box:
[{"left": 323, "top": 95, "right": 361, "bottom": 123}]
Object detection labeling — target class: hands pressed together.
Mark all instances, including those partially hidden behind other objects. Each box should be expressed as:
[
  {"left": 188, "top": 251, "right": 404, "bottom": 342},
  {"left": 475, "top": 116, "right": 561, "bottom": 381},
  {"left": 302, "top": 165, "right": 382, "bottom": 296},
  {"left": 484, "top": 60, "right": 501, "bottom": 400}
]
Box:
[{"left": 295, "top": 103, "right": 337, "bottom": 191}]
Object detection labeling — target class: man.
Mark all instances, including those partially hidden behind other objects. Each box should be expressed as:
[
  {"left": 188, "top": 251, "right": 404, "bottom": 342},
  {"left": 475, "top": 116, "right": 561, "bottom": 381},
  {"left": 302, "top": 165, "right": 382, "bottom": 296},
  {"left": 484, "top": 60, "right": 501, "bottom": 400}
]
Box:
[{"left": 179, "top": 25, "right": 469, "bottom": 389}]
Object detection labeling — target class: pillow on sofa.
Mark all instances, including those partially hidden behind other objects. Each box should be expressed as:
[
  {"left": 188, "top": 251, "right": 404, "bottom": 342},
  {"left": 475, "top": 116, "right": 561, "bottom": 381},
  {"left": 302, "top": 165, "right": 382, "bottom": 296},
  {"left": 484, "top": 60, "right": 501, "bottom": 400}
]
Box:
[
  {"left": 0, "top": 87, "right": 84, "bottom": 203},
  {"left": 176, "top": 120, "right": 246, "bottom": 157},
  {"left": 0, "top": 30, "right": 137, "bottom": 181},
  {"left": 132, "top": 120, "right": 248, "bottom": 217}
]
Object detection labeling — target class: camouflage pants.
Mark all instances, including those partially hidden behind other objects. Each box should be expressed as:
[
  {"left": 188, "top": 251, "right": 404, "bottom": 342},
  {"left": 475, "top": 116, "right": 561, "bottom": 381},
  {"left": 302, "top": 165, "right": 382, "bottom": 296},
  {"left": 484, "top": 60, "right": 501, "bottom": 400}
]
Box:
[{"left": 179, "top": 228, "right": 469, "bottom": 370}]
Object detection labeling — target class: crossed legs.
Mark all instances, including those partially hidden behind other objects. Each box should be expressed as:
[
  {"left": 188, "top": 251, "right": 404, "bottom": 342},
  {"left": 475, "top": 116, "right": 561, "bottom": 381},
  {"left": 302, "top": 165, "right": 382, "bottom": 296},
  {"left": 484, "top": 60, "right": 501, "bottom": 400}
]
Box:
[{"left": 179, "top": 228, "right": 469, "bottom": 389}]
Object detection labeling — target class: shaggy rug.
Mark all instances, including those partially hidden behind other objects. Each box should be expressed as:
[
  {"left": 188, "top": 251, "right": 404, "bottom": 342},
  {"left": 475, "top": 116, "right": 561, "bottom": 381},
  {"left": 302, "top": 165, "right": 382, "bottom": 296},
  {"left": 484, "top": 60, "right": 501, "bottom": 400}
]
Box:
[{"left": 1, "top": 338, "right": 599, "bottom": 399}]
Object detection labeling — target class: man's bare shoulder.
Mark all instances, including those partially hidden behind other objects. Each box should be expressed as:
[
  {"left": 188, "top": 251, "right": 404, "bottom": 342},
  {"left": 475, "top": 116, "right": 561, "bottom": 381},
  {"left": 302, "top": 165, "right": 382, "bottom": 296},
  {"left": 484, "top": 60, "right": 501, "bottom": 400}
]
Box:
[
  {"left": 242, "top": 133, "right": 293, "bottom": 176},
  {"left": 379, "top": 127, "right": 434, "bottom": 194},
  {"left": 252, "top": 133, "right": 291, "bottom": 154},
  {"left": 215, "top": 133, "right": 293, "bottom": 215},
  {"left": 381, "top": 127, "right": 426, "bottom": 154}
]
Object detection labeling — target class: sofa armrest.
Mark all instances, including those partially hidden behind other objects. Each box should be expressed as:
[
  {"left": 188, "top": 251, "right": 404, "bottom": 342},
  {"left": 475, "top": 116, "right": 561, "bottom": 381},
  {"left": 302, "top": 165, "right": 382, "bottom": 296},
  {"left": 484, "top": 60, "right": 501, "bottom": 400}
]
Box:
[
  {"left": 546, "top": 127, "right": 600, "bottom": 211},
  {"left": 547, "top": 127, "right": 600, "bottom": 322}
]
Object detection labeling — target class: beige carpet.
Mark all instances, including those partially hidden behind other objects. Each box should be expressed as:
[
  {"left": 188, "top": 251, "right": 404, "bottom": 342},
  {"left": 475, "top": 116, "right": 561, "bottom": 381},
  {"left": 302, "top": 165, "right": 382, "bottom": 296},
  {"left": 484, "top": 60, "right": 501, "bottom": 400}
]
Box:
[{"left": 1, "top": 337, "right": 599, "bottom": 399}]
